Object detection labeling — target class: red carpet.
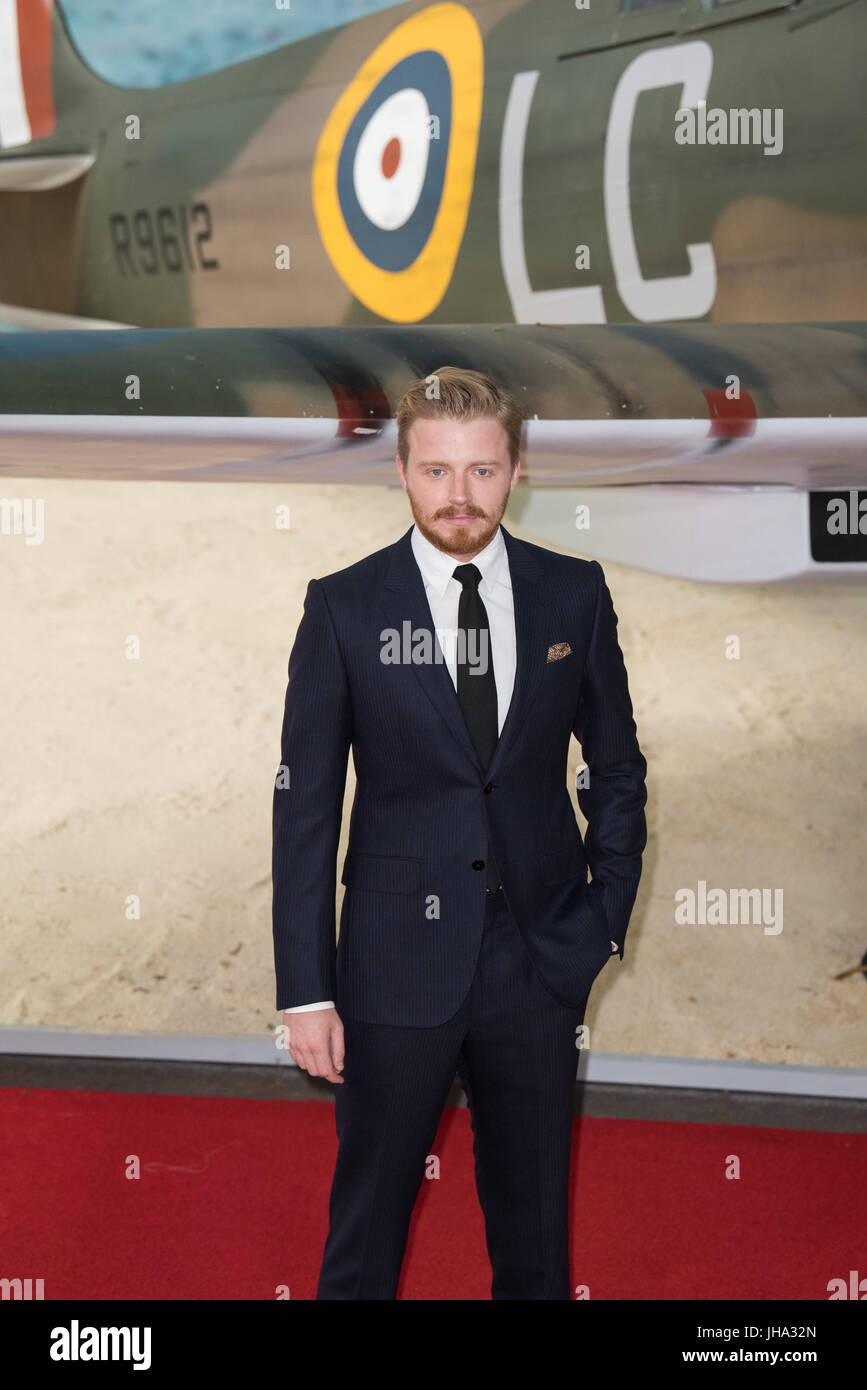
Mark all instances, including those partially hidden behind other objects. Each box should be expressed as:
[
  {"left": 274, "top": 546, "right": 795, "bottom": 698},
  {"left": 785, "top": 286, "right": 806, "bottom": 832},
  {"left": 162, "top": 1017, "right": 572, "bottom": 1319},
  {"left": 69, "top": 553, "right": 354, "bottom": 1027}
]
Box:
[{"left": 0, "top": 1085, "right": 863, "bottom": 1300}]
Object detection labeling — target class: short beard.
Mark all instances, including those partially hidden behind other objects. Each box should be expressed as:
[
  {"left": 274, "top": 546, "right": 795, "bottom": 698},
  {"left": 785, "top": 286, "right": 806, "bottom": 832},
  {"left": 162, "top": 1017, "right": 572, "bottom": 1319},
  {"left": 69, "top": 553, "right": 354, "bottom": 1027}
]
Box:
[{"left": 407, "top": 494, "right": 508, "bottom": 557}]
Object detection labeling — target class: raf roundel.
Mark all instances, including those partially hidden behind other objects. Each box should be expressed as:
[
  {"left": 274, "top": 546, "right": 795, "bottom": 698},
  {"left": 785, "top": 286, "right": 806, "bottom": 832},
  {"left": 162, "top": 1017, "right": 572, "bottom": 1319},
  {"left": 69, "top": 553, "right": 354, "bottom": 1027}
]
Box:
[{"left": 312, "top": 3, "right": 484, "bottom": 322}]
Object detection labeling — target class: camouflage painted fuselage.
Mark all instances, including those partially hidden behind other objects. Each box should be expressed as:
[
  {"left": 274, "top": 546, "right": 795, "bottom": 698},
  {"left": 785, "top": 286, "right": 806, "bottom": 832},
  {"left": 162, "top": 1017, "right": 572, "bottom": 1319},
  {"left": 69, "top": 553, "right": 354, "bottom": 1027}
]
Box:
[{"left": 0, "top": 0, "right": 864, "bottom": 330}]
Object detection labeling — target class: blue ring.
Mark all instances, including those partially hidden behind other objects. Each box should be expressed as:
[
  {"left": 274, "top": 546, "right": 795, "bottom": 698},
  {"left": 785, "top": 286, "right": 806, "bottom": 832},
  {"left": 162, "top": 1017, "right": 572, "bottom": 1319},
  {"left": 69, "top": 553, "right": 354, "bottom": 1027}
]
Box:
[{"left": 336, "top": 50, "right": 452, "bottom": 273}]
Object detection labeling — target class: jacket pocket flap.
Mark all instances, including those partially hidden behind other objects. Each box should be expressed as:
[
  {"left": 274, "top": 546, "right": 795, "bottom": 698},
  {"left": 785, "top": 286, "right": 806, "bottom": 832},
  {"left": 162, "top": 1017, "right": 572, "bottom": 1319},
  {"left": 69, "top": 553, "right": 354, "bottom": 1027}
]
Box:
[
  {"left": 539, "top": 840, "right": 587, "bottom": 885},
  {"left": 341, "top": 852, "right": 421, "bottom": 894}
]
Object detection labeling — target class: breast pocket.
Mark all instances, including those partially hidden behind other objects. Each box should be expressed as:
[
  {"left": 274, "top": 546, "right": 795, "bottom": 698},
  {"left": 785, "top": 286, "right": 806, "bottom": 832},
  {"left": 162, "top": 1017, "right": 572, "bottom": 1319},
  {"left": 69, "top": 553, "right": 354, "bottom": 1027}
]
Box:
[
  {"left": 340, "top": 852, "right": 422, "bottom": 894},
  {"left": 542, "top": 646, "right": 581, "bottom": 715}
]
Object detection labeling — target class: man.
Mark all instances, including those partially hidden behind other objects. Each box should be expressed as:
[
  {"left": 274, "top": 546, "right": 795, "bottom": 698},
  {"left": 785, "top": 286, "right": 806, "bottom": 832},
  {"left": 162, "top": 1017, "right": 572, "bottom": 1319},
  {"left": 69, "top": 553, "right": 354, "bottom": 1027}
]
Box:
[{"left": 272, "top": 366, "right": 647, "bottom": 1300}]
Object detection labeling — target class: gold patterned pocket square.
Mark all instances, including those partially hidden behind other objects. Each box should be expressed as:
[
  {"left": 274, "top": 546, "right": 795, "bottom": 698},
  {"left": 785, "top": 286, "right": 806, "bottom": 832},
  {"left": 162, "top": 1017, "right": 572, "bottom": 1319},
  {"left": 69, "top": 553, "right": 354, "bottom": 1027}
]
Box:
[{"left": 546, "top": 641, "right": 572, "bottom": 663}]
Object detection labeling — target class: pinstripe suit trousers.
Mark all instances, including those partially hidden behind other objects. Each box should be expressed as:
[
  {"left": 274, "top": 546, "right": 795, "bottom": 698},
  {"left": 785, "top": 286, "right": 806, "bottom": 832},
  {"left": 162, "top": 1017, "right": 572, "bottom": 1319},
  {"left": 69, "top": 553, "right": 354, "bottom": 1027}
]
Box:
[{"left": 316, "top": 885, "right": 589, "bottom": 1300}]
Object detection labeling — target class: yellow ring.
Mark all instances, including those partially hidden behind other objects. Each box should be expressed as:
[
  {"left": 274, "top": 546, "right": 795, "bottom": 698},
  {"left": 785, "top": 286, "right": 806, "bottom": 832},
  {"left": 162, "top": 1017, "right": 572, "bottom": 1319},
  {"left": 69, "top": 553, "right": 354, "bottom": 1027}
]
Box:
[{"left": 312, "top": 3, "right": 484, "bottom": 322}]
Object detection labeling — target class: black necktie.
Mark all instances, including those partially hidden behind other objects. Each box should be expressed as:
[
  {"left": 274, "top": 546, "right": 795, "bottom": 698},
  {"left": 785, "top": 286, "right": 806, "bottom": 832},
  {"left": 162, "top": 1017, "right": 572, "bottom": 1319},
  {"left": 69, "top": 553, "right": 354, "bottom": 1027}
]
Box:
[{"left": 452, "top": 563, "right": 501, "bottom": 891}]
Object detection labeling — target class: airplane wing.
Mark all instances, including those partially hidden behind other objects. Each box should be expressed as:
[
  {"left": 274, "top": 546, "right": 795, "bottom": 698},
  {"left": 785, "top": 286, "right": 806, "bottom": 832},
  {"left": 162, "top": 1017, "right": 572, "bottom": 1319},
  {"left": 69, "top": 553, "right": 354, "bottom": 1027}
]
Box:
[{"left": 1, "top": 320, "right": 865, "bottom": 582}]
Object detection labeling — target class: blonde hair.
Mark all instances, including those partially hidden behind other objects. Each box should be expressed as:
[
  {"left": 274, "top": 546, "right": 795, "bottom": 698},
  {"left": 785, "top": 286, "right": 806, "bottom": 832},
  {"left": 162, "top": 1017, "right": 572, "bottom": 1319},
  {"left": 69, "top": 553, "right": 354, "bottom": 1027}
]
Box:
[{"left": 396, "top": 366, "right": 523, "bottom": 470}]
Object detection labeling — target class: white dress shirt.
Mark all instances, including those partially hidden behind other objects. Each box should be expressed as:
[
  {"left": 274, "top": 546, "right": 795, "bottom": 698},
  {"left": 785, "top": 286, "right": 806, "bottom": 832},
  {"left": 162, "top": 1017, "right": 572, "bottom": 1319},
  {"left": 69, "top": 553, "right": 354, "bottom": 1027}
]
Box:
[{"left": 282, "top": 523, "right": 612, "bottom": 1016}]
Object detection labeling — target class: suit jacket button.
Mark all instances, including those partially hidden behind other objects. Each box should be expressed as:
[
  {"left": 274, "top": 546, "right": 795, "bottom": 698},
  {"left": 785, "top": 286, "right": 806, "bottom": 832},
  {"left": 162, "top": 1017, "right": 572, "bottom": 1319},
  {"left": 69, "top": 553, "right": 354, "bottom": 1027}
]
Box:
[
  {"left": 483, "top": 783, "right": 493, "bottom": 794},
  {"left": 472, "top": 860, "right": 485, "bottom": 871}
]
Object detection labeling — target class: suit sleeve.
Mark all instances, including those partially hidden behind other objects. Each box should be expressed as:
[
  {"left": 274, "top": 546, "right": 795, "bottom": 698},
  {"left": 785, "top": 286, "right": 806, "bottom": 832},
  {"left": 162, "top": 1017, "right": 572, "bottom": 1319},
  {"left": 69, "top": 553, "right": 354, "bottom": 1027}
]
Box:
[
  {"left": 572, "top": 561, "right": 647, "bottom": 960},
  {"left": 272, "top": 578, "right": 353, "bottom": 1010}
]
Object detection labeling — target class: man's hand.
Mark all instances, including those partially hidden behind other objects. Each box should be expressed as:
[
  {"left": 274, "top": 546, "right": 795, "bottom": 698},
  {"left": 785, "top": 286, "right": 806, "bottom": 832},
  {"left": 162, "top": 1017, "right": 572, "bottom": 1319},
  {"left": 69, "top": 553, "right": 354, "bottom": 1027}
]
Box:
[{"left": 282, "top": 1007, "right": 345, "bottom": 1084}]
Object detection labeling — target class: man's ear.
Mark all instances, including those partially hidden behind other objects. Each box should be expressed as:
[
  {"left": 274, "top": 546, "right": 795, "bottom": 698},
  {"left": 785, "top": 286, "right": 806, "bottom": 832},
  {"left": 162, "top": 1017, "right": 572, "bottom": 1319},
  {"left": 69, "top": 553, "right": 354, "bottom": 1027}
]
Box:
[{"left": 396, "top": 455, "right": 408, "bottom": 490}]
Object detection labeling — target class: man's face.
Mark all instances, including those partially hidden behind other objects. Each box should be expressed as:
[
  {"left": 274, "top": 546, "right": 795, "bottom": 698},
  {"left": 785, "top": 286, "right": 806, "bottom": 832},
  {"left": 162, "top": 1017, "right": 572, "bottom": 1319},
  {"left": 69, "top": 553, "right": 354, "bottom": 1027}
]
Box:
[{"left": 396, "top": 415, "right": 520, "bottom": 559}]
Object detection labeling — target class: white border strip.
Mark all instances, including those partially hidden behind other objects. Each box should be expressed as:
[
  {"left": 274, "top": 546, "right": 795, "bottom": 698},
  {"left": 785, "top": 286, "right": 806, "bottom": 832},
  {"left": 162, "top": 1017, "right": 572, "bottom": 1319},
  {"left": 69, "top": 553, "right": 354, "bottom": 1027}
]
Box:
[
  {"left": 0, "top": 0, "right": 30, "bottom": 149},
  {"left": 0, "top": 296, "right": 128, "bottom": 329},
  {"left": 0, "top": 1027, "right": 864, "bottom": 1099}
]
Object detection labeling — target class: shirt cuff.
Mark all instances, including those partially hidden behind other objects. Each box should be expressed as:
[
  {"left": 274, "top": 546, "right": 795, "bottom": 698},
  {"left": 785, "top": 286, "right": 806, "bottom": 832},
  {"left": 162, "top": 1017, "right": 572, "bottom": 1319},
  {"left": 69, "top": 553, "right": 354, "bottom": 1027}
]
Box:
[{"left": 282, "top": 1000, "right": 335, "bottom": 1013}]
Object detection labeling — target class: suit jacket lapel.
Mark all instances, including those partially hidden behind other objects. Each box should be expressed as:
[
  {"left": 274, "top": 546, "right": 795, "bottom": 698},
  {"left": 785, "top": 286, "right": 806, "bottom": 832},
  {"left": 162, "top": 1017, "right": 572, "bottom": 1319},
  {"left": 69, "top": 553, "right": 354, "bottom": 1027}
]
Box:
[
  {"left": 379, "top": 523, "right": 551, "bottom": 776},
  {"left": 487, "top": 525, "right": 550, "bottom": 779}
]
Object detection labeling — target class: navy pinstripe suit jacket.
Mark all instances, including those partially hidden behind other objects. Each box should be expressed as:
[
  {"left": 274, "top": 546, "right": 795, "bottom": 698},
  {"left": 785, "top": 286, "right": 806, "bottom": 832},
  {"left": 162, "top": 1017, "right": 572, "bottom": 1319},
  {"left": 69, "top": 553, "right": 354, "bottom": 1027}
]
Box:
[{"left": 272, "top": 523, "right": 647, "bottom": 1026}]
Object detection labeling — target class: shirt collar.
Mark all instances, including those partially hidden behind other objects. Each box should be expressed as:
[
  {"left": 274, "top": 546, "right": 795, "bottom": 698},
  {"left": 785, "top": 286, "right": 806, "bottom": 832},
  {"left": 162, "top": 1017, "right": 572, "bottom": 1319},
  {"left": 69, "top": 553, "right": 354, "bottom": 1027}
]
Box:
[{"left": 410, "top": 521, "right": 510, "bottom": 600}]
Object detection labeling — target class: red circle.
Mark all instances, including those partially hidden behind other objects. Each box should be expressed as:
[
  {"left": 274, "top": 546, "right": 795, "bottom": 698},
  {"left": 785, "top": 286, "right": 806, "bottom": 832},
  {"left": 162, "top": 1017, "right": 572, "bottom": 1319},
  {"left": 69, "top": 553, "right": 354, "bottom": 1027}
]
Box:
[{"left": 381, "top": 136, "right": 401, "bottom": 179}]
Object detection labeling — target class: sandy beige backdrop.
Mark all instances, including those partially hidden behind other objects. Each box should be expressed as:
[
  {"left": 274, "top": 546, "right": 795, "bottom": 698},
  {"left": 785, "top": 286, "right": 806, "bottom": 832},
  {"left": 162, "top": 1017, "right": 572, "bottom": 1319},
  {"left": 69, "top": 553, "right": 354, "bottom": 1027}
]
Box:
[{"left": 1, "top": 477, "right": 865, "bottom": 1067}]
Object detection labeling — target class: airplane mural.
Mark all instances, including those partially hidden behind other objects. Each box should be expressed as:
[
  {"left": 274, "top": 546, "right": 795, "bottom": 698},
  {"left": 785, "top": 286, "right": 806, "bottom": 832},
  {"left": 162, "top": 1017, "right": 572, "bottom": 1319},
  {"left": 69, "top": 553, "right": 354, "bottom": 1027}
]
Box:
[{"left": 0, "top": 0, "right": 865, "bottom": 580}]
